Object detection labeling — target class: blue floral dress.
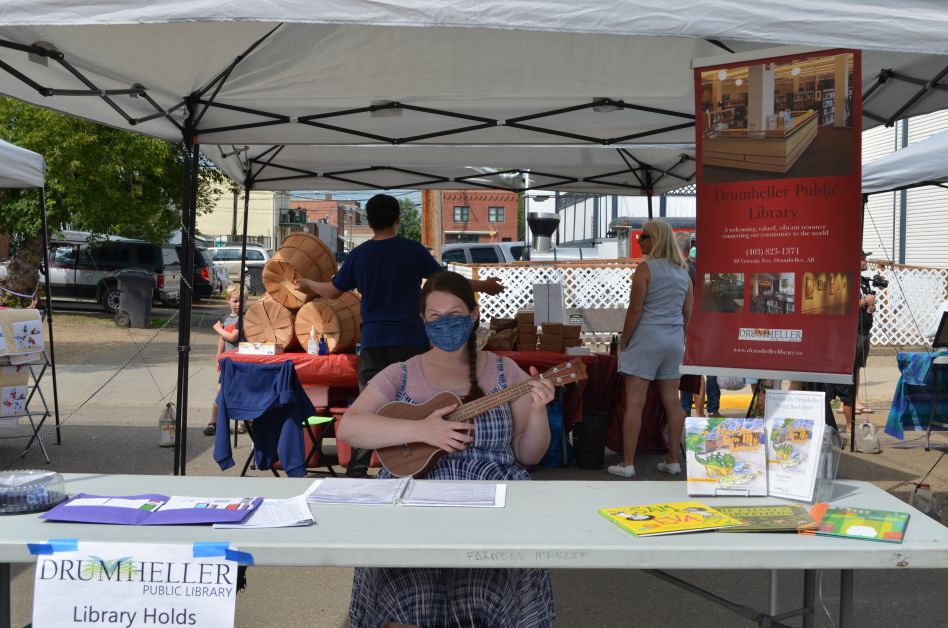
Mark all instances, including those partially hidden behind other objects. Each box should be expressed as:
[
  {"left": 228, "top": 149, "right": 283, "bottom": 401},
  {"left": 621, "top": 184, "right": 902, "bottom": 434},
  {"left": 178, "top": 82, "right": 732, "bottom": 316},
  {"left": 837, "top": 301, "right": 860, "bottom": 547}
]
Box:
[{"left": 348, "top": 357, "right": 555, "bottom": 628}]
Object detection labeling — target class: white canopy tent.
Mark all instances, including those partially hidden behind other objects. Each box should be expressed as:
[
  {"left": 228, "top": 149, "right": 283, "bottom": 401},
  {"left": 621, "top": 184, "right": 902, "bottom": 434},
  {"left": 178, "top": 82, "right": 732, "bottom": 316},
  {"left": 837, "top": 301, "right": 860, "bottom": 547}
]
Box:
[
  {"left": 0, "top": 139, "right": 62, "bottom": 462},
  {"left": 3, "top": 1, "right": 948, "bottom": 473},
  {"left": 0, "top": 138, "right": 43, "bottom": 188},
  {"left": 862, "top": 128, "right": 948, "bottom": 194}
]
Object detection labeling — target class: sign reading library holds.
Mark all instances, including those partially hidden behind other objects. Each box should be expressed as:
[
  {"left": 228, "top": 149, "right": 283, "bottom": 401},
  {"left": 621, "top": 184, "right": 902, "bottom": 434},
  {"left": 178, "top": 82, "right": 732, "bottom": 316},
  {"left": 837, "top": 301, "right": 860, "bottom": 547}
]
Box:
[
  {"left": 32, "top": 542, "right": 239, "bottom": 628},
  {"left": 683, "top": 48, "right": 862, "bottom": 384}
]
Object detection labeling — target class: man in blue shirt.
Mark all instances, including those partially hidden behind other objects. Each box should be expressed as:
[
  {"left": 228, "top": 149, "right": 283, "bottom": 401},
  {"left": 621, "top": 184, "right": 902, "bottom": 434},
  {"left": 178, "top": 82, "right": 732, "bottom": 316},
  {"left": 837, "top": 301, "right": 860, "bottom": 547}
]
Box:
[{"left": 296, "top": 194, "right": 503, "bottom": 476}]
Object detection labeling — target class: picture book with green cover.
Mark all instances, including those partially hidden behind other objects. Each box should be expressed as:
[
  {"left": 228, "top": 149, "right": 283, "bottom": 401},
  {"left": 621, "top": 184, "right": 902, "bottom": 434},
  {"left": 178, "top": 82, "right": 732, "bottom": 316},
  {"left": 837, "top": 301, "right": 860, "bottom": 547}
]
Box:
[
  {"left": 685, "top": 417, "right": 767, "bottom": 496},
  {"left": 809, "top": 505, "right": 909, "bottom": 543},
  {"left": 599, "top": 501, "right": 745, "bottom": 537},
  {"left": 715, "top": 504, "right": 819, "bottom": 532}
]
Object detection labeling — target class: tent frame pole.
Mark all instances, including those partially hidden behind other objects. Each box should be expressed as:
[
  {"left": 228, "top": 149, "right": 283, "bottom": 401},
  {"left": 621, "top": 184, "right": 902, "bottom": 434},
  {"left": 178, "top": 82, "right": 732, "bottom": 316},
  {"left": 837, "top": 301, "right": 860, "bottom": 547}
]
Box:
[{"left": 38, "top": 187, "right": 62, "bottom": 444}]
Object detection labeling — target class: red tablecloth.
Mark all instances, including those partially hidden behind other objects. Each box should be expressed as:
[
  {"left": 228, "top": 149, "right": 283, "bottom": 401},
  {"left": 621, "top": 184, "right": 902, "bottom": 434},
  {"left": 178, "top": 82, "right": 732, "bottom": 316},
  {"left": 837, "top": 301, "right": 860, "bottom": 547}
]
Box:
[{"left": 220, "top": 350, "right": 358, "bottom": 387}]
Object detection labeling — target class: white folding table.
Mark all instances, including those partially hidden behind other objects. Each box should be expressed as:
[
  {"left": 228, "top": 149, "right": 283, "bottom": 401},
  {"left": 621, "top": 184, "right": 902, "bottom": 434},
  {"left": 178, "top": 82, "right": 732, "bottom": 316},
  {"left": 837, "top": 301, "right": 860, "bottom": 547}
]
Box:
[{"left": 2, "top": 474, "right": 947, "bottom": 628}]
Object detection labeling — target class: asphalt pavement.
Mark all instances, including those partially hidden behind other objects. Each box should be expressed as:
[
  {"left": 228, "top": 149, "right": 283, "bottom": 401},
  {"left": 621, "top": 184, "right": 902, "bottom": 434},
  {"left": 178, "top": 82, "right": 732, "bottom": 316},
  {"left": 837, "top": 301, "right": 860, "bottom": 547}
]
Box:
[{"left": 3, "top": 299, "right": 947, "bottom": 627}]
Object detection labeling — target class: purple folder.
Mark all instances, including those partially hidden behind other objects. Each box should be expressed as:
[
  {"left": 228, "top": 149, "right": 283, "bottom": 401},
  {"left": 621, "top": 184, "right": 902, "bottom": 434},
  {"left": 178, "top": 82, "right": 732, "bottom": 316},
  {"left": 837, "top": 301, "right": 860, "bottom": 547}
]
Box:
[{"left": 40, "top": 493, "right": 264, "bottom": 526}]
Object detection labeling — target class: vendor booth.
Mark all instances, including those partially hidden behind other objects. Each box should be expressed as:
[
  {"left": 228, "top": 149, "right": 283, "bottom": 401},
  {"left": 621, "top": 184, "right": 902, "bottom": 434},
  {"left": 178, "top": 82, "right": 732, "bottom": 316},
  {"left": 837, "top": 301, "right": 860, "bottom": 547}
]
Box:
[
  {"left": 0, "top": 139, "right": 62, "bottom": 463},
  {"left": 3, "top": 3, "right": 948, "bottom": 472}
]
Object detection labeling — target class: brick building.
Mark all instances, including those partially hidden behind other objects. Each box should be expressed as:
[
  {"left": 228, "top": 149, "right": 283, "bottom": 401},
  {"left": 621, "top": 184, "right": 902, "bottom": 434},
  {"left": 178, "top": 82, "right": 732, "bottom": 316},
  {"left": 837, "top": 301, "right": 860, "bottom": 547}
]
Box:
[
  {"left": 439, "top": 190, "right": 519, "bottom": 244},
  {"left": 287, "top": 195, "right": 367, "bottom": 252}
]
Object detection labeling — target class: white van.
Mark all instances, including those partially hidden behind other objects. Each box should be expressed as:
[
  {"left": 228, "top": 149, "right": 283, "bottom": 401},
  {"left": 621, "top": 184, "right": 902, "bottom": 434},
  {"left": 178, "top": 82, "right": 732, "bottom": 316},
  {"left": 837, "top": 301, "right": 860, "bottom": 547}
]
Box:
[{"left": 440, "top": 242, "right": 530, "bottom": 265}]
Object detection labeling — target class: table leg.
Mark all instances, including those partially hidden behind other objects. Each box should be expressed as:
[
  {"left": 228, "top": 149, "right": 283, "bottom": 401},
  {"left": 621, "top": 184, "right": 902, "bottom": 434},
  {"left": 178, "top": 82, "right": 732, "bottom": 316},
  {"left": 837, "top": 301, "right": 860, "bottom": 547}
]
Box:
[
  {"left": 802, "top": 569, "right": 816, "bottom": 628},
  {"left": 839, "top": 569, "right": 854, "bottom": 628},
  {"left": 1, "top": 562, "right": 11, "bottom": 628},
  {"left": 769, "top": 569, "right": 778, "bottom": 616}
]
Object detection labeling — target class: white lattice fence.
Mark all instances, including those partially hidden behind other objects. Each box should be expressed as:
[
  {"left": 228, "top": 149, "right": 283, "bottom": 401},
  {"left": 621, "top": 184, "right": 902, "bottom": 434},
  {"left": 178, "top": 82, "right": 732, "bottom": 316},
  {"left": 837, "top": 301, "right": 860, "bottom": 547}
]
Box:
[
  {"left": 869, "top": 262, "right": 948, "bottom": 346},
  {"left": 451, "top": 261, "right": 946, "bottom": 347}
]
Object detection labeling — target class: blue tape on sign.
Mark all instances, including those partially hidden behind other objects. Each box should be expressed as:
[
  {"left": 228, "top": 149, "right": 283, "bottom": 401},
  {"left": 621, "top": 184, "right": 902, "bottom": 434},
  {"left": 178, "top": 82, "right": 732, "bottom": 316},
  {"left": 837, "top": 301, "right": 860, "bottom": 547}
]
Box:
[
  {"left": 225, "top": 549, "right": 254, "bottom": 566},
  {"left": 27, "top": 543, "right": 52, "bottom": 555},
  {"left": 192, "top": 542, "right": 229, "bottom": 558},
  {"left": 27, "top": 538, "right": 79, "bottom": 555}
]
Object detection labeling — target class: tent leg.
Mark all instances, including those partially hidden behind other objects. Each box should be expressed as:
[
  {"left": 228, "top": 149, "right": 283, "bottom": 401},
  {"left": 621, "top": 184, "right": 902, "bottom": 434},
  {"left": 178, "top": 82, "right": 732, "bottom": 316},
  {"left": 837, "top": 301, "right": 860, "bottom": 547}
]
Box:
[
  {"left": 38, "top": 188, "right": 62, "bottom": 444},
  {"left": 173, "top": 132, "right": 200, "bottom": 476}
]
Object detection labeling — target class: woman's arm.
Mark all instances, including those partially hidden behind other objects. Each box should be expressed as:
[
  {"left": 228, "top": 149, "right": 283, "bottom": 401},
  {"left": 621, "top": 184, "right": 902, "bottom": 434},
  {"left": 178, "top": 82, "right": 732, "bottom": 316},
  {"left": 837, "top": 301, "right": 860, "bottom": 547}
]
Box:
[
  {"left": 338, "top": 386, "right": 476, "bottom": 453},
  {"left": 621, "top": 263, "right": 650, "bottom": 349},
  {"left": 682, "top": 278, "right": 694, "bottom": 331},
  {"left": 509, "top": 366, "right": 555, "bottom": 465}
]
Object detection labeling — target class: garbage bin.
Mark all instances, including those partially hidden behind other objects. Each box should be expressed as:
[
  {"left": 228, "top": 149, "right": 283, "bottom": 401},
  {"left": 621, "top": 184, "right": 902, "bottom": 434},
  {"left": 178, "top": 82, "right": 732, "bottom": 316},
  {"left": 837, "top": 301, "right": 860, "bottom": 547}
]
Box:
[
  {"left": 245, "top": 265, "right": 265, "bottom": 296},
  {"left": 115, "top": 268, "right": 155, "bottom": 328}
]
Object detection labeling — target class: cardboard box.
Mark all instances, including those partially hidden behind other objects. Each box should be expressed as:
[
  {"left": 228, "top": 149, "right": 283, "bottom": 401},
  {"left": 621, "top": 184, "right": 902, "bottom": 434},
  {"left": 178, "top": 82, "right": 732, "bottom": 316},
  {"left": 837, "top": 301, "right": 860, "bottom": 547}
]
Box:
[
  {"left": 563, "top": 325, "right": 582, "bottom": 340},
  {"left": 538, "top": 342, "right": 563, "bottom": 353},
  {"left": 540, "top": 323, "right": 564, "bottom": 336},
  {"left": 517, "top": 323, "right": 538, "bottom": 335},
  {"left": 518, "top": 333, "right": 539, "bottom": 347},
  {"left": 539, "top": 332, "right": 563, "bottom": 345},
  {"left": 515, "top": 311, "right": 535, "bottom": 324},
  {"left": 238, "top": 342, "right": 284, "bottom": 355},
  {"left": 515, "top": 343, "right": 538, "bottom": 352},
  {"left": 563, "top": 338, "right": 583, "bottom": 348}
]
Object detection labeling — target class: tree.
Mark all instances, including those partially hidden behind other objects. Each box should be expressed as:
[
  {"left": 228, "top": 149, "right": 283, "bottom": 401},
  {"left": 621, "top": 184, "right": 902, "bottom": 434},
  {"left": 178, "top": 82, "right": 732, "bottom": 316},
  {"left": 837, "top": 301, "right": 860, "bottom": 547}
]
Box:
[
  {"left": 397, "top": 197, "right": 422, "bottom": 242},
  {"left": 0, "top": 97, "right": 225, "bottom": 305}
]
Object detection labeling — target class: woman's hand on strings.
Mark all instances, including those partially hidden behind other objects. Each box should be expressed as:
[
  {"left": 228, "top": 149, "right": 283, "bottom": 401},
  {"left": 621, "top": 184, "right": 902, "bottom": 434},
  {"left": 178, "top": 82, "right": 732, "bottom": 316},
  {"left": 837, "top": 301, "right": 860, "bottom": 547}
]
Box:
[
  {"left": 419, "top": 404, "right": 473, "bottom": 453},
  {"left": 527, "top": 366, "right": 556, "bottom": 412}
]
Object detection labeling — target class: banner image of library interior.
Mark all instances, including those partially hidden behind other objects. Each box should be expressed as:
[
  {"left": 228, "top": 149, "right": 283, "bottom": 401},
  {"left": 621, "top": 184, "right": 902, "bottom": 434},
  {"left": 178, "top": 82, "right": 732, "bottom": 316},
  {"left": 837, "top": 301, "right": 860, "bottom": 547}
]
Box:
[
  {"left": 701, "top": 273, "right": 745, "bottom": 313},
  {"left": 801, "top": 272, "right": 851, "bottom": 315},
  {"left": 700, "top": 52, "right": 855, "bottom": 184},
  {"left": 749, "top": 273, "right": 795, "bottom": 314}
]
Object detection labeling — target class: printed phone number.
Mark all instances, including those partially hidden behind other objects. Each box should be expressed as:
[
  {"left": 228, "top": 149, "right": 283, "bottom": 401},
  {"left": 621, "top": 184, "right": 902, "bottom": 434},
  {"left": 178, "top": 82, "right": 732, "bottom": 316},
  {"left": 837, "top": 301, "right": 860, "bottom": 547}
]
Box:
[{"left": 745, "top": 247, "right": 800, "bottom": 256}]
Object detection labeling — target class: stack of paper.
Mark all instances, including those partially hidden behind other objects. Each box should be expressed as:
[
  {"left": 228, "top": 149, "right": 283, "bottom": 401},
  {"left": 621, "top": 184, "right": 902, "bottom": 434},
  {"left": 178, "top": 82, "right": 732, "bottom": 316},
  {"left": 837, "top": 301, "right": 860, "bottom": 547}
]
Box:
[
  {"left": 306, "top": 478, "right": 410, "bottom": 505},
  {"left": 214, "top": 496, "right": 315, "bottom": 529},
  {"left": 399, "top": 481, "right": 505, "bottom": 508}
]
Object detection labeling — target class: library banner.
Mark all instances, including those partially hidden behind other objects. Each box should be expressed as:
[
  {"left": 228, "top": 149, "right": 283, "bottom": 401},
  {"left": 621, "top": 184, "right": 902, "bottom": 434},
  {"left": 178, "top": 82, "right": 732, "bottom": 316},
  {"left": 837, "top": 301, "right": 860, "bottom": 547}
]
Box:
[{"left": 683, "top": 49, "right": 862, "bottom": 384}]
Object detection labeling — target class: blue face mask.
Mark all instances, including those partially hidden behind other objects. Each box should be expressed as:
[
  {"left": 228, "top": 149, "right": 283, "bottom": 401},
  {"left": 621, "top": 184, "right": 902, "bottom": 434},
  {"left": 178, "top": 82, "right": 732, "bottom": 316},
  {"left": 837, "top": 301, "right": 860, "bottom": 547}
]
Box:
[{"left": 425, "top": 314, "right": 475, "bottom": 352}]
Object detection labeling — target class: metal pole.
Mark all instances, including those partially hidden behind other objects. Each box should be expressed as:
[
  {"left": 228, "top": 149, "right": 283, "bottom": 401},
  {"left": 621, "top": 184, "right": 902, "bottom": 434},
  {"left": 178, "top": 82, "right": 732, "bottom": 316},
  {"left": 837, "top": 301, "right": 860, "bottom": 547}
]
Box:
[
  {"left": 646, "top": 168, "right": 655, "bottom": 220},
  {"left": 38, "top": 188, "right": 62, "bottom": 444},
  {"left": 237, "top": 175, "right": 252, "bottom": 323},
  {"left": 0, "top": 562, "right": 10, "bottom": 628},
  {"left": 173, "top": 103, "right": 199, "bottom": 476},
  {"left": 839, "top": 570, "right": 854, "bottom": 628},
  {"left": 802, "top": 570, "right": 816, "bottom": 628}
]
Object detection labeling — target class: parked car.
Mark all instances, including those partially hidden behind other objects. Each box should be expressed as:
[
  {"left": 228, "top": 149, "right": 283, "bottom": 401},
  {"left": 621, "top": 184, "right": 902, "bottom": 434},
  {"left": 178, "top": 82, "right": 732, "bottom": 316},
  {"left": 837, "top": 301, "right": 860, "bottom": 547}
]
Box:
[
  {"left": 440, "top": 242, "right": 530, "bottom": 265},
  {"left": 175, "top": 246, "right": 217, "bottom": 301},
  {"left": 47, "top": 231, "right": 181, "bottom": 313},
  {"left": 208, "top": 244, "right": 272, "bottom": 289}
]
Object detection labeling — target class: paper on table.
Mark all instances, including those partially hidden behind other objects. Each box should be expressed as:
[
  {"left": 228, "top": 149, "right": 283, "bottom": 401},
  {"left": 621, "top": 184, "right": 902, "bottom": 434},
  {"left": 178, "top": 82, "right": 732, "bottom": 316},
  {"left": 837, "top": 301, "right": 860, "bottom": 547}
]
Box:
[
  {"left": 398, "top": 481, "right": 506, "bottom": 508},
  {"left": 214, "top": 496, "right": 315, "bottom": 529},
  {"left": 307, "top": 477, "right": 411, "bottom": 505}
]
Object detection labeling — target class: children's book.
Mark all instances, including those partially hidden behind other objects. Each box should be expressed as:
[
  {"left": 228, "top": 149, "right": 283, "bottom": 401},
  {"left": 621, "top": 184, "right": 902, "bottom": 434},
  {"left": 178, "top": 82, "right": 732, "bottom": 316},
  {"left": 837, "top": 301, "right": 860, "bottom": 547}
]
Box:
[
  {"left": 684, "top": 417, "right": 767, "bottom": 496},
  {"left": 41, "top": 494, "right": 263, "bottom": 526},
  {"left": 808, "top": 504, "right": 909, "bottom": 544},
  {"left": 599, "top": 501, "right": 745, "bottom": 537},
  {"left": 715, "top": 504, "right": 819, "bottom": 532},
  {"left": 764, "top": 390, "right": 828, "bottom": 502}
]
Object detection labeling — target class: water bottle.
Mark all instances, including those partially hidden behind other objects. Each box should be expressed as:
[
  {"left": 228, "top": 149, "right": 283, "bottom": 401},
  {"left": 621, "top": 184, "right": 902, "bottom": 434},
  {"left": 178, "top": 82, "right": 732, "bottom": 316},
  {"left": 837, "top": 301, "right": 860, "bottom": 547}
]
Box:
[
  {"left": 307, "top": 326, "right": 319, "bottom": 355},
  {"left": 318, "top": 334, "right": 329, "bottom": 356}
]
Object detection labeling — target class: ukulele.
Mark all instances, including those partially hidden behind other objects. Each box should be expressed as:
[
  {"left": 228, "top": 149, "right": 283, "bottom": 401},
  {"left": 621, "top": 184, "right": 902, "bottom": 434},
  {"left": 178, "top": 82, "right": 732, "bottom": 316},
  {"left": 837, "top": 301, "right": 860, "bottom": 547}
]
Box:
[{"left": 375, "top": 360, "right": 588, "bottom": 478}]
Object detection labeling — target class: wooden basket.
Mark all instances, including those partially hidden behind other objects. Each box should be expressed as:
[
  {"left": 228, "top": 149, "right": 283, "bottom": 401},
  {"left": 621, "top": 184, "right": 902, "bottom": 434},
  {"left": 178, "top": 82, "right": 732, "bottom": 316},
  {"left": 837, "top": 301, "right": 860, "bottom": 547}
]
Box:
[
  {"left": 243, "top": 298, "right": 298, "bottom": 351},
  {"left": 263, "top": 233, "right": 337, "bottom": 309},
  {"left": 294, "top": 291, "right": 361, "bottom": 354}
]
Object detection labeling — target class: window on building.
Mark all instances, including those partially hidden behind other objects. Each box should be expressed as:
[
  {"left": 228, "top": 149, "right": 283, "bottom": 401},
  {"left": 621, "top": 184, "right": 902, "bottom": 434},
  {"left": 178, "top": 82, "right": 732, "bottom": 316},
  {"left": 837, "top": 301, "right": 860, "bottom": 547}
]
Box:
[
  {"left": 488, "top": 207, "right": 505, "bottom": 223},
  {"left": 453, "top": 206, "right": 470, "bottom": 223}
]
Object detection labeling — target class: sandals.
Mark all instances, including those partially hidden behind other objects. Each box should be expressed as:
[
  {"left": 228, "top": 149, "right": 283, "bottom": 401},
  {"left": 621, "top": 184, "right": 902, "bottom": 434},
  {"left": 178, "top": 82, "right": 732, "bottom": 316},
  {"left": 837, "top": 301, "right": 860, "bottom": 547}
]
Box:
[
  {"left": 202, "top": 422, "right": 216, "bottom": 436},
  {"left": 236, "top": 421, "right": 248, "bottom": 434}
]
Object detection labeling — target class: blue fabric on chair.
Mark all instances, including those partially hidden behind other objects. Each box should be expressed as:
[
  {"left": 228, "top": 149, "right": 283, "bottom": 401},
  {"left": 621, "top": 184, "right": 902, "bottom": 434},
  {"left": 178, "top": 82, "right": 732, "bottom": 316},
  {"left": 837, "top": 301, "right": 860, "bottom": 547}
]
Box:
[
  {"left": 215, "top": 358, "right": 315, "bottom": 477},
  {"left": 885, "top": 351, "right": 948, "bottom": 439}
]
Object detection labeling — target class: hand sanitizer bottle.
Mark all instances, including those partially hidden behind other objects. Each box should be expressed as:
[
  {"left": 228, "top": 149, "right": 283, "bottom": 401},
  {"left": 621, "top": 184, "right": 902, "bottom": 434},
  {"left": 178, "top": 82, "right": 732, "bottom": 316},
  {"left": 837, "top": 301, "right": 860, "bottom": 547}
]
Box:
[{"left": 307, "top": 326, "right": 319, "bottom": 355}]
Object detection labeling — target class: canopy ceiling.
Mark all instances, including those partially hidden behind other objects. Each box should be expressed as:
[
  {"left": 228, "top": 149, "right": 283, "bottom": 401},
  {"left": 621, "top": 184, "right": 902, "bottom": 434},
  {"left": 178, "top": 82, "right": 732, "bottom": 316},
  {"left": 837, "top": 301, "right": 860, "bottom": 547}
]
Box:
[
  {"left": 862, "top": 129, "right": 948, "bottom": 194},
  {"left": 0, "top": 138, "right": 44, "bottom": 188},
  {"left": 1, "top": 1, "right": 947, "bottom": 193}
]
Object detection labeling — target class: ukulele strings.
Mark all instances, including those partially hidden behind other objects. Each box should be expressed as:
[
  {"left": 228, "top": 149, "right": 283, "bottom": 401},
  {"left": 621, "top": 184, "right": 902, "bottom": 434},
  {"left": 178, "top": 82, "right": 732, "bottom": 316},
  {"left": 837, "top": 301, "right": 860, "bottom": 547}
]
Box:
[{"left": 445, "top": 365, "right": 575, "bottom": 422}]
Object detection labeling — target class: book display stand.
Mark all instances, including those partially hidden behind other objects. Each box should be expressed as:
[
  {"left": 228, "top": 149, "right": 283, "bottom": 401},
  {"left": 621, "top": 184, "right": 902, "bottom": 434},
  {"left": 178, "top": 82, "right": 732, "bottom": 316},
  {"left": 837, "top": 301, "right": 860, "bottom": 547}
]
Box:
[{"left": 0, "top": 350, "right": 60, "bottom": 464}]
